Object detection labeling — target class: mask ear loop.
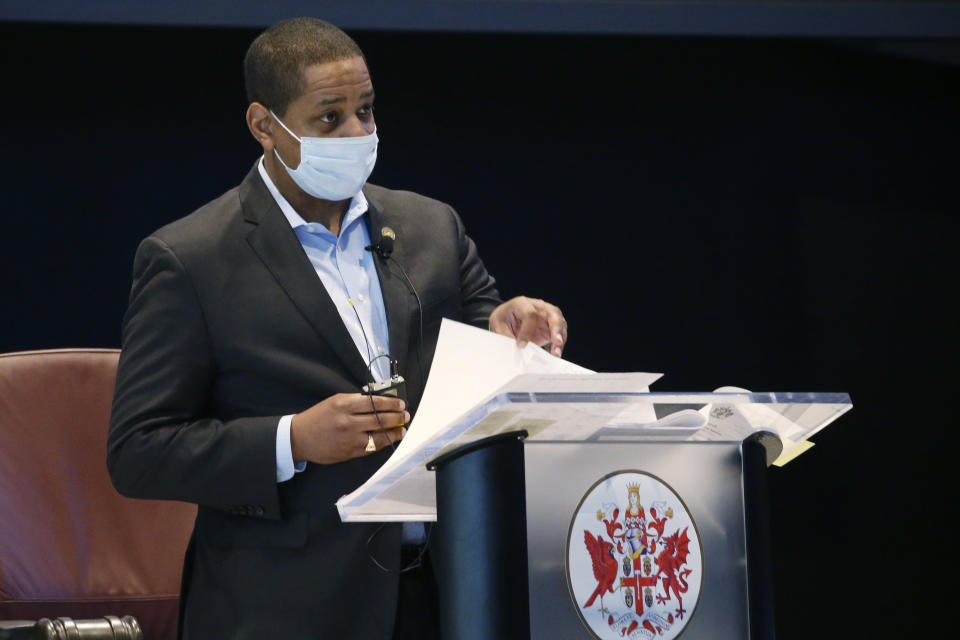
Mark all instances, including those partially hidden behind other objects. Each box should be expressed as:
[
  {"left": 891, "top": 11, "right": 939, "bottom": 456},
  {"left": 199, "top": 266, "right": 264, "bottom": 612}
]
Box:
[
  {"left": 269, "top": 110, "right": 302, "bottom": 172},
  {"left": 269, "top": 109, "right": 303, "bottom": 142}
]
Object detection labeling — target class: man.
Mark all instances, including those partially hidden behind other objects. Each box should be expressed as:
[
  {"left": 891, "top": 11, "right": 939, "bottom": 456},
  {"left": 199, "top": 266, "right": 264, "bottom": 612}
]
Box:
[{"left": 108, "top": 17, "right": 567, "bottom": 640}]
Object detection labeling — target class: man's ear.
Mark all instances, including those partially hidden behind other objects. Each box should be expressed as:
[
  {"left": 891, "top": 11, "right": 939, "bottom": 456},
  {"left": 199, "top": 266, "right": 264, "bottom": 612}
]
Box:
[{"left": 246, "top": 102, "right": 274, "bottom": 152}]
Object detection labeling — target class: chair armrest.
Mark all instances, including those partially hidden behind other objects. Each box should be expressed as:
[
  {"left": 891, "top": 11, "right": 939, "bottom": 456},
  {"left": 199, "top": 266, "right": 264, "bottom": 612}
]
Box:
[{"left": 0, "top": 617, "right": 142, "bottom": 640}]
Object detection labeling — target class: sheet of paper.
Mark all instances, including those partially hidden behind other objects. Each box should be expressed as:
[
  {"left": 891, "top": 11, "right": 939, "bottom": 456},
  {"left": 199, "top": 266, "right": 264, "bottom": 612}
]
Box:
[
  {"left": 398, "top": 319, "right": 592, "bottom": 455},
  {"left": 337, "top": 345, "right": 850, "bottom": 520},
  {"left": 336, "top": 319, "right": 592, "bottom": 519},
  {"left": 444, "top": 372, "right": 664, "bottom": 446},
  {"left": 692, "top": 386, "right": 848, "bottom": 465},
  {"left": 501, "top": 372, "right": 659, "bottom": 394}
]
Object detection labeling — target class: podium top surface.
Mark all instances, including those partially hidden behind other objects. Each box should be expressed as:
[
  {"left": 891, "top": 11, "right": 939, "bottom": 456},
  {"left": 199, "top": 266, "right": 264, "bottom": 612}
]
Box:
[{"left": 336, "top": 386, "right": 851, "bottom": 522}]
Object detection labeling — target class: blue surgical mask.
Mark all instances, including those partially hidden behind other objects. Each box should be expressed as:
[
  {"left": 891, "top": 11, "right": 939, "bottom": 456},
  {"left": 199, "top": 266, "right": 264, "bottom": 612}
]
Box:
[{"left": 270, "top": 110, "right": 378, "bottom": 201}]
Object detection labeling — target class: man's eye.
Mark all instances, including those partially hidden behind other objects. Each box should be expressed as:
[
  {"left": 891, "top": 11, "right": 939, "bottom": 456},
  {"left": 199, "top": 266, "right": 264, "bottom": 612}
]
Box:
[
  {"left": 319, "top": 112, "right": 338, "bottom": 124},
  {"left": 358, "top": 104, "right": 375, "bottom": 117}
]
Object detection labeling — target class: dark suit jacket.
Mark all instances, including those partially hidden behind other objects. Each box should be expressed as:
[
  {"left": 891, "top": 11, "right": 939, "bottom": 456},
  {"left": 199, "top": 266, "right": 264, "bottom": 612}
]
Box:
[{"left": 108, "top": 163, "right": 501, "bottom": 639}]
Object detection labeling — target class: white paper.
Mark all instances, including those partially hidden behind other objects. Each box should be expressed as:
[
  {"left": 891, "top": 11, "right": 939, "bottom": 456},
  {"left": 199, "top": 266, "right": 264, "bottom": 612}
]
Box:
[
  {"left": 334, "top": 320, "right": 850, "bottom": 520},
  {"left": 394, "top": 319, "right": 592, "bottom": 455},
  {"left": 692, "top": 386, "right": 850, "bottom": 465},
  {"left": 336, "top": 319, "right": 593, "bottom": 519}
]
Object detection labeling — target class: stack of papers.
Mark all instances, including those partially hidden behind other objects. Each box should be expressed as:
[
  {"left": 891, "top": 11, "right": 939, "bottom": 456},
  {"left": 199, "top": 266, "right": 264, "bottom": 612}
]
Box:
[{"left": 335, "top": 319, "right": 851, "bottom": 522}]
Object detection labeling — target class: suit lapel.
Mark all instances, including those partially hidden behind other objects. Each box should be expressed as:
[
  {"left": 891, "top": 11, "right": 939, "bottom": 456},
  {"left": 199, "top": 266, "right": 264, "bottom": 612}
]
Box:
[
  {"left": 365, "top": 192, "right": 412, "bottom": 377},
  {"left": 239, "top": 164, "right": 370, "bottom": 386}
]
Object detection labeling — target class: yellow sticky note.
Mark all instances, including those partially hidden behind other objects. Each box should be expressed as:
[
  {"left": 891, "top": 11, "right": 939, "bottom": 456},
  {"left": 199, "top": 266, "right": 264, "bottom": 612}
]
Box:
[{"left": 773, "top": 440, "right": 815, "bottom": 467}]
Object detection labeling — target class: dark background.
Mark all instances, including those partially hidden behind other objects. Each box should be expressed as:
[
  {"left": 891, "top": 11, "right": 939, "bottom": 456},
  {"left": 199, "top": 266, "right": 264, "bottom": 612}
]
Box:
[{"left": 1, "top": 8, "right": 957, "bottom": 639}]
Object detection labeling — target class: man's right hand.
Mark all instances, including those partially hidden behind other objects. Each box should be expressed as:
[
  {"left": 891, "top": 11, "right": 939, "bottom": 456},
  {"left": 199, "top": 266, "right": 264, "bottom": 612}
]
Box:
[{"left": 290, "top": 393, "right": 409, "bottom": 464}]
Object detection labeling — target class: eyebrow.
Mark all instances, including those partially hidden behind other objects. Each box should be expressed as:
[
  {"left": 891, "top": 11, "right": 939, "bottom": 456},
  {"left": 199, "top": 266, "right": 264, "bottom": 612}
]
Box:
[{"left": 314, "top": 90, "right": 375, "bottom": 107}]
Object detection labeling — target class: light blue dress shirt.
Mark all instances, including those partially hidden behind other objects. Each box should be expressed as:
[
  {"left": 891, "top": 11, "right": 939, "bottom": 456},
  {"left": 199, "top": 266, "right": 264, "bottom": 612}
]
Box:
[{"left": 257, "top": 158, "right": 391, "bottom": 482}]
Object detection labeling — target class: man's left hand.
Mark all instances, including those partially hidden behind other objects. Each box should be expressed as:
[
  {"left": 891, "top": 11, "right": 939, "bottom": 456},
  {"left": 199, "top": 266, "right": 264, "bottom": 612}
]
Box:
[{"left": 489, "top": 296, "right": 568, "bottom": 357}]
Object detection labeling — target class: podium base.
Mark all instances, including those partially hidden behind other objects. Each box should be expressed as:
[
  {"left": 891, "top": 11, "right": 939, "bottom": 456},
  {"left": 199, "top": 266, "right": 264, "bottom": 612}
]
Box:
[{"left": 429, "top": 432, "right": 531, "bottom": 640}]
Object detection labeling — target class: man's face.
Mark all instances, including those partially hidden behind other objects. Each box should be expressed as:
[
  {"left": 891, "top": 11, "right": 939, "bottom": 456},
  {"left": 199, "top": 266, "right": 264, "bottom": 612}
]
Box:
[{"left": 272, "top": 55, "right": 375, "bottom": 167}]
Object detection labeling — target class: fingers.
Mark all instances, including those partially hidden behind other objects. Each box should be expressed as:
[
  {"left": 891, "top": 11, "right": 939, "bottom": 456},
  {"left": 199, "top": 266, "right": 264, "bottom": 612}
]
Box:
[
  {"left": 359, "top": 426, "right": 406, "bottom": 455},
  {"left": 489, "top": 296, "right": 540, "bottom": 347},
  {"left": 353, "top": 393, "right": 409, "bottom": 428},
  {"left": 512, "top": 298, "right": 541, "bottom": 348},
  {"left": 488, "top": 298, "right": 518, "bottom": 338},
  {"left": 290, "top": 393, "right": 411, "bottom": 464},
  {"left": 339, "top": 393, "right": 406, "bottom": 416},
  {"left": 489, "top": 296, "right": 568, "bottom": 357},
  {"left": 488, "top": 312, "right": 511, "bottom": 338},
  {"left": 352, "top": 410, "right": 409, "bottom": 431},
  {"left": 531, "top": 298, "right": 567, "bottom": 357}
]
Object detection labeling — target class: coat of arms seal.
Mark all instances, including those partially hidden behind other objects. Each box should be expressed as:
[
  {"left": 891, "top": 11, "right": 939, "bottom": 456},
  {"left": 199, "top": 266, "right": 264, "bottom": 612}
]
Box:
[{"left": 566, "top": 471, "right": 703, "bottom": 639}]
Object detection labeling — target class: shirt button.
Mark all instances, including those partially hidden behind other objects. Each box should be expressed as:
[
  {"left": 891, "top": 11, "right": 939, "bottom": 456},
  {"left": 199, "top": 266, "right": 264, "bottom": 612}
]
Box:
[
  {"left": 378, "top": 346, "right": 386, "bottom": 354},
  {"left": 358, "top": 293, "right": 365, "bottom": 301}
]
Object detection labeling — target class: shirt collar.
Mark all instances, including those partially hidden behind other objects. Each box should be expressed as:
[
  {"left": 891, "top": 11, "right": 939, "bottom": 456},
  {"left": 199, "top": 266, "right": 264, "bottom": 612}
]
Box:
[{"left": 256, "top": 155, "right": 368, "bottom": 233}]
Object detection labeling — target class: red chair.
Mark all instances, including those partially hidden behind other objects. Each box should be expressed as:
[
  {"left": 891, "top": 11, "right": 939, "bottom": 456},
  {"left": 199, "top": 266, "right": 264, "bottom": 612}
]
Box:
[{"left": 0, "top": 349, "right": 196, "bottom": 640}]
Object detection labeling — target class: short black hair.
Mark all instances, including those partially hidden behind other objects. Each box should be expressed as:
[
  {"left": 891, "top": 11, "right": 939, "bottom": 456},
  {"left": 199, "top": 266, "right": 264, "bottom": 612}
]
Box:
[{"left": 244, "top": 17, "right": 364, "bottom": 116}]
